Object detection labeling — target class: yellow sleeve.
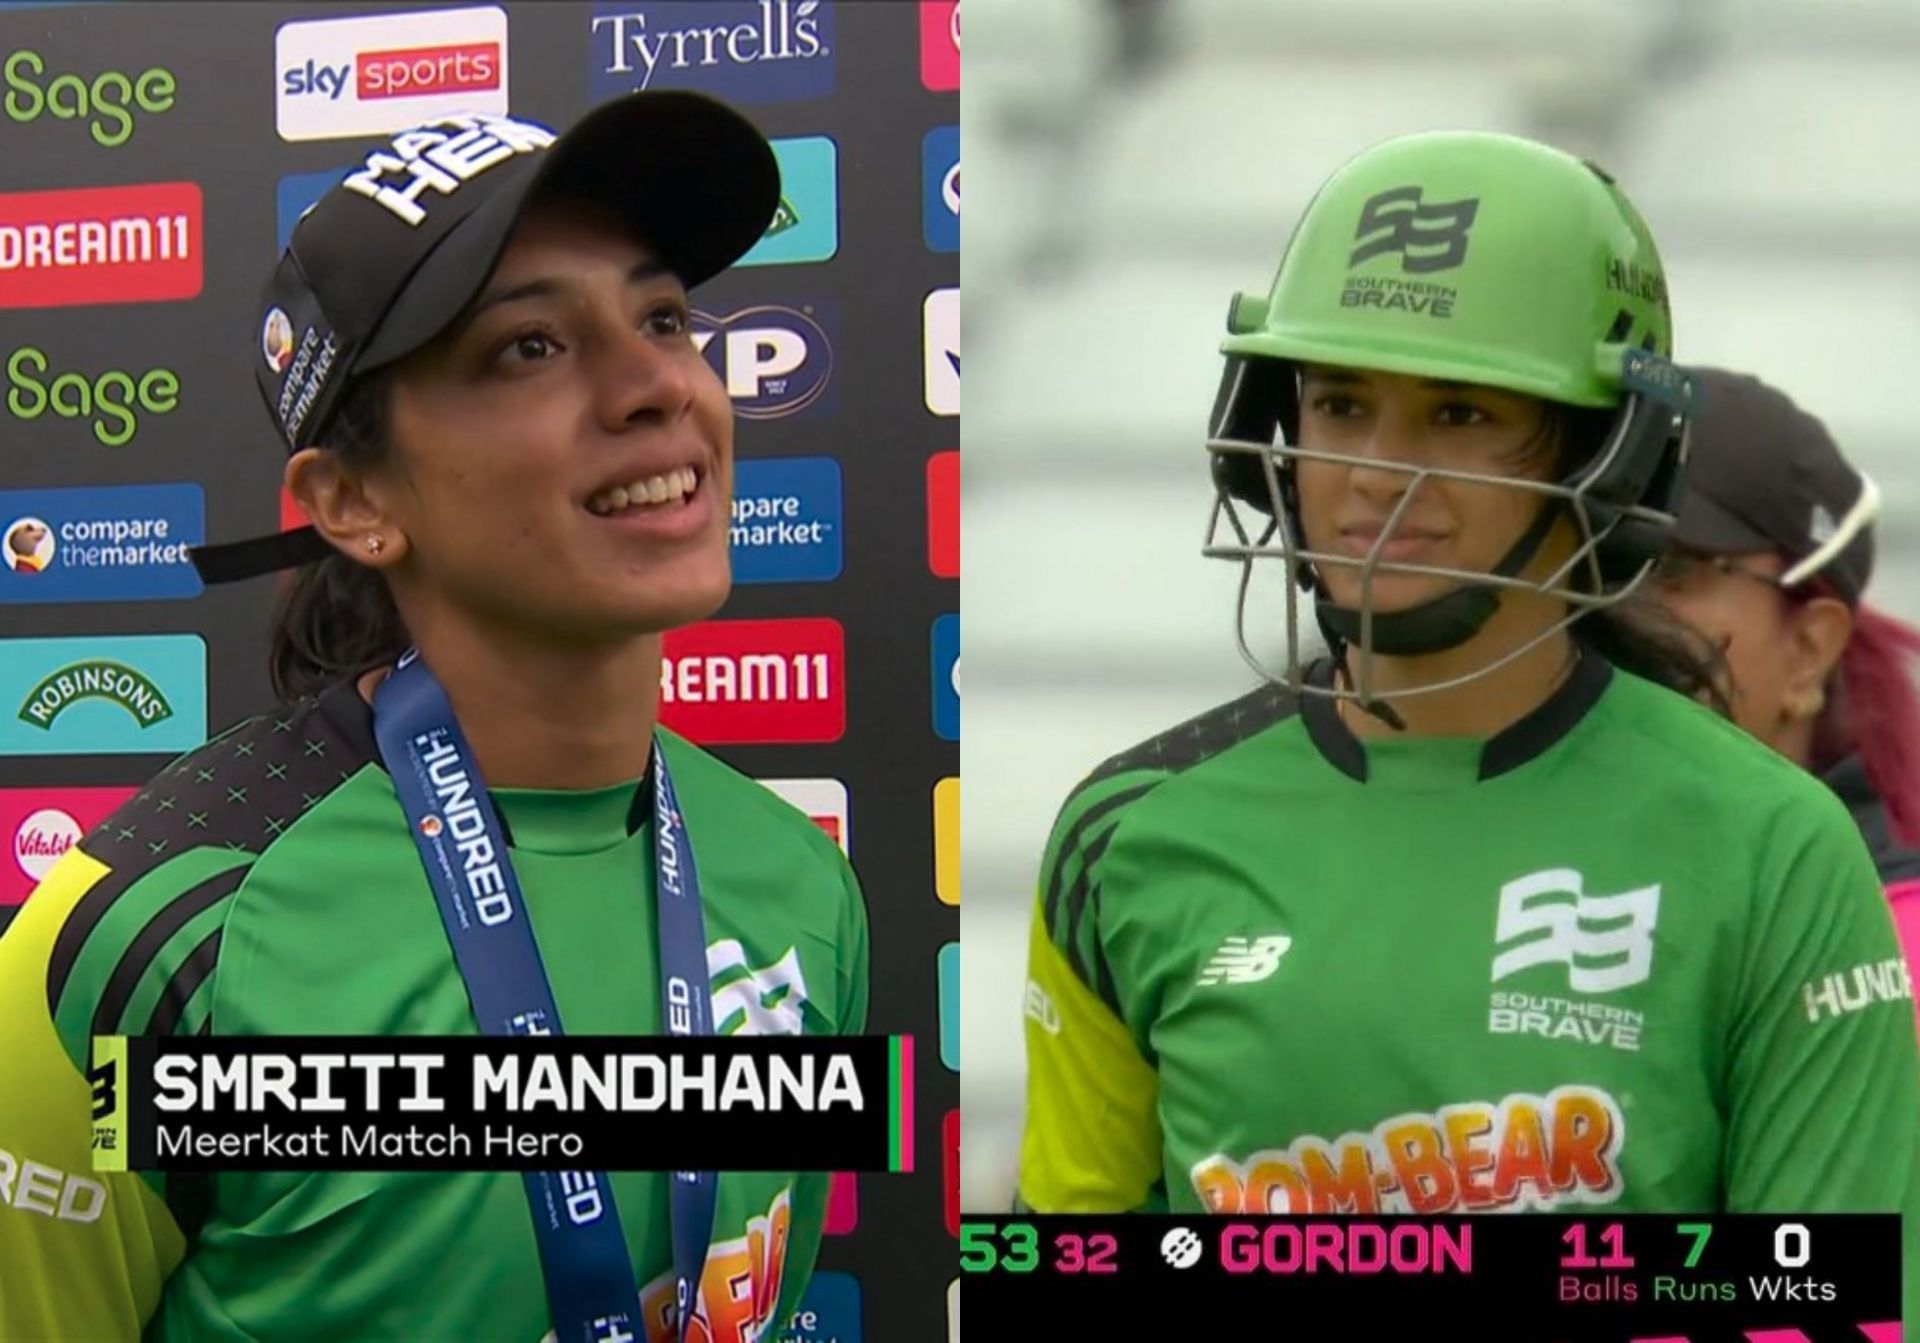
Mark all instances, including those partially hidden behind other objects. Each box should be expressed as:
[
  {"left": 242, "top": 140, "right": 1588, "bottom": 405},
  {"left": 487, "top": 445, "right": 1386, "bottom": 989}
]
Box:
[
  {"left": 0, "top": 848, "right": 188, "bottom": 1342},
  {"left": 1015, "top": 900, "right": 1163, "bottom": 1212}
]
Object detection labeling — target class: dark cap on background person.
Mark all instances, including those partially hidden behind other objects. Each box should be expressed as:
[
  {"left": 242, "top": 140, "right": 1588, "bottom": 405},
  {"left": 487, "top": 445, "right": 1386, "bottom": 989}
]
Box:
[
  {"left": 1670, "top": 367, "right": 1880, "bottom": 605},
  {"left": 189, "top": 90, "right": 780, "bottom": 587}
]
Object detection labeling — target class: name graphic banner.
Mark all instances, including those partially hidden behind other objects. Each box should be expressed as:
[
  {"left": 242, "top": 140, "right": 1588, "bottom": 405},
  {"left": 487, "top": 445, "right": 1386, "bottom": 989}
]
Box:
[{"left": 90, "top": 1034, "right": 913, "bottom": 1174}]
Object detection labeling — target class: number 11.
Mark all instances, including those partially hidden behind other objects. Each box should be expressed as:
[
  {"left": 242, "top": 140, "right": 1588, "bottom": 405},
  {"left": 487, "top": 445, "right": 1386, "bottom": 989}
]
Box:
[{"left": 1561, "top": 1222, "right": 1634, "bottom": 1268}]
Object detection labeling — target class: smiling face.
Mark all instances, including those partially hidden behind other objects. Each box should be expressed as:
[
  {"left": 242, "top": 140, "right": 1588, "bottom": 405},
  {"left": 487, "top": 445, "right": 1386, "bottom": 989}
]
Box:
[
  {"left": 363, "top": 195, "right": 734, "bottom": 644},
  {"left": 1291, "top": 363, "right": 1572, "bottom": 613}
]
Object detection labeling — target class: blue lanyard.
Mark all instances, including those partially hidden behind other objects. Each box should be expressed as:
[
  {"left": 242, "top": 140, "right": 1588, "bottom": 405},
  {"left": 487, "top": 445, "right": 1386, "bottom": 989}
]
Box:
[{"left": 372, "top": 649, "right": 716, "bottom": 1343}]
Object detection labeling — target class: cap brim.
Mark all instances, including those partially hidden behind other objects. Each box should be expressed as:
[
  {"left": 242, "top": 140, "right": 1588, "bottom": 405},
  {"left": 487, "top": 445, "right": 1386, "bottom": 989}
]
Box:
[
  {"left": 1671, "top": 479, "right": 1776, "bottom": 557},
  {"left": 358, "top": 90, "right": 780, "bottom": 373}
]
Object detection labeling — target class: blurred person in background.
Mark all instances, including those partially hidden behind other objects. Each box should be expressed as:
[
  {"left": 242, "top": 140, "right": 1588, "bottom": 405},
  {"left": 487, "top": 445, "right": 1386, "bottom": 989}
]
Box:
[
  {"left": 1651, "top": 366, "right": 1920, "bottom": 1019},
  {"left": 1012, "top": 128, "right": 1920, "bottom": 1309},
  {"left": 0, "top": 91, "right": 868, "bottom": 1343}
]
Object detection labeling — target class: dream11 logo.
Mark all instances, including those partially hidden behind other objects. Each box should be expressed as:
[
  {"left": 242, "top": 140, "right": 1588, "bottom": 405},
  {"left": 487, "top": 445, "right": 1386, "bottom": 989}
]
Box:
[{"left": 590, "top": 1, "right": 836, "bottom": 105}]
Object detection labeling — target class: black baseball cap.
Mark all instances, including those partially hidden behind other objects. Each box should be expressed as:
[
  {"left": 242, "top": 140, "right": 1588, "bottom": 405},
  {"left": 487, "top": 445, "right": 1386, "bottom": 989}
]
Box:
[
  {"left": 189, "top": 90, "right": 780, "bottom": 586},
  {"left": 1670, "top": 367, "right": 1880, "bottom": 605}
]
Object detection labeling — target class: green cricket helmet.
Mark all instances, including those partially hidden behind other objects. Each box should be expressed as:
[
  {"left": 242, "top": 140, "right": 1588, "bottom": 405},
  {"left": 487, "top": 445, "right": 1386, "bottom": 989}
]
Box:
[{"left": 1202, "top": 129, "right": 1697, "bottom": 708}]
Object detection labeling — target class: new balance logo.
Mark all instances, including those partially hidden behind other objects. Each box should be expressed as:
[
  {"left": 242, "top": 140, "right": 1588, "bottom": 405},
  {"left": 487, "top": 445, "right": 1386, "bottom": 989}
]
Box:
[
  {"left": 1197, "top": 935, "right": 1292, "bottom": 986},
  {"left": 1349, "top": 186, "right": 1479, "bottom": 273},
  {"left": 1491, "top": 868, "right": 1660, "bottom": 994}
]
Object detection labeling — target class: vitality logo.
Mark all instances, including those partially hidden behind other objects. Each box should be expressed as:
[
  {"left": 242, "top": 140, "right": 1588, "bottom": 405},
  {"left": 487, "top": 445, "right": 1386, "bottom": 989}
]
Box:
[
  {"left": 590, "top": 1, "right": 835, "bottom": 105},
  {"left": 1, "top": 786, "right": 137, "bottom": 905}
]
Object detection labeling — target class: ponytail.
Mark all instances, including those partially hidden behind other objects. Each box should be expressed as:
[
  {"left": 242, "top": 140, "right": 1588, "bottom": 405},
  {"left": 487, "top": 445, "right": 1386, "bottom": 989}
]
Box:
[
  {"left": 1813, "top": 603, "right": 1920, "bottom": 848},
  {"left": 266, "top": 369, "right": 411, "bottom": 701}
]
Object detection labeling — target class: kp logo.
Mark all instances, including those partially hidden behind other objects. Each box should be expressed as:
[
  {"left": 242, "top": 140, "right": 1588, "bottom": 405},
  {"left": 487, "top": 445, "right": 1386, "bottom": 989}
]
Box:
[
  {"left": 1490, "top": 867, "right": 1660, "bottom": 994},
  {"left": 690, "top": 301, "right": 834, "bottom": 419},
  {"left": 1349, "top": 186, "right": 1479, "bottom": 274}
]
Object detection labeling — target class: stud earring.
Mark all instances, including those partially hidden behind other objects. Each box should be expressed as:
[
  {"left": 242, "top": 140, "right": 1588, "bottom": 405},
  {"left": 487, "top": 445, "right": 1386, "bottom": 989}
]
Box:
[{"left": 365, "top": 536, "right": 385, "bottom": 555}]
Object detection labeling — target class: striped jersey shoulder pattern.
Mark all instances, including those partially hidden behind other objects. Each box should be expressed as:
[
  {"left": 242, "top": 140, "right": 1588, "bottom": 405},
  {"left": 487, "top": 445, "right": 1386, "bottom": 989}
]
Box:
[
  {"left": 43, "top": 684, "right": 376, "bottom": 1071},
  {"left": 1039, "top": 679, "right": 1301, "bottom": 1015}
]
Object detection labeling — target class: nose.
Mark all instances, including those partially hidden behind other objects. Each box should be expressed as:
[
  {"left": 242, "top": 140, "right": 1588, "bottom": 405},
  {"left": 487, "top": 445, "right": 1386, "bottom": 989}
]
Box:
[
  {"left": 1345, "top": 417, "right": 1423, "bottom": 507},
  {"left": 592, "top": 317, "right": 697, "bottom": 433}
]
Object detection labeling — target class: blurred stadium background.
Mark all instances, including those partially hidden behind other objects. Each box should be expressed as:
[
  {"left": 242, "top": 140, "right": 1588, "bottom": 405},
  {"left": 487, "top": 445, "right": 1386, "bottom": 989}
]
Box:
[{"left": 959, "top": 0, "right": 1920, "bottom": 1211}]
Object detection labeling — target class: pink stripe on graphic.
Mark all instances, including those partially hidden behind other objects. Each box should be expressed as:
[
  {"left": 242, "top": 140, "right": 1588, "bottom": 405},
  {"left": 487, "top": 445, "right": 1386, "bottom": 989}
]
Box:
[{"left": 1857, "top": 1324, "right": 1903, "bottom": 1343}]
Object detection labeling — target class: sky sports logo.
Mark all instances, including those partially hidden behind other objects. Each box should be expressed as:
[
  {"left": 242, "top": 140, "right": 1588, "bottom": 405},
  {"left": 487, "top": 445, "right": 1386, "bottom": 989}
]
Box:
[
  {"left": 1, "top": 484, "right": 203, "bottom": 604},
  {"left": 731, "top": 456, "right": 841, "bottom": 585},
  {"left": 0, "top": 182, "right": 200, "bottom": 310},
  {"left": 590, "top": 1, "right": 835, "bottom": 105},
  {"left": 0, "top": 634, "right": 206, "bottom": 757},
  {"left": 1, "top": 786, "right": 135, "bottom": 905},
  {"left": 692, "top": 300, "right": 835, "bottom": 420},
  {"left": 757, "top": 777, "right": 849, "bottom": 856},
  {"left": 277, "top": 6, "right": 508, "bottom": 142},
  {"left": 659, "top": 617, "right": 844, "bottom": 744}
]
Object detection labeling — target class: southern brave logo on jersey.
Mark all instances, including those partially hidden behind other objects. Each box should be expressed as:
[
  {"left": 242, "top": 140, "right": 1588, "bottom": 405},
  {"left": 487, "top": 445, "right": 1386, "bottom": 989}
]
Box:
[
  {"left": 1191, "top": 1084, "right": 1626, "bottom": 1215},
  {"left": 1023, "top": 979, "right": 1060, "bottom": 1035},
  {"left": 708, "top": 939, "right": 810, "bottom": 1036},
  {"left": 1349, "top": 186, "right": 1479, "bottom": 274},
  {"left": 1197, "top": 934, "right": 1291, "bottom": 987},
  {"left": 1491, "top": 867, "right": 1659, "bottom": 994}
]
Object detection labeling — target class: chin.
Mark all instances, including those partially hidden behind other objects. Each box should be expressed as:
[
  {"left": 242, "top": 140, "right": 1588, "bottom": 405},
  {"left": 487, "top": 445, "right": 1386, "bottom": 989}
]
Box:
[{"left": 1316, "top": 570, "right": 1454, "bottom": 615}]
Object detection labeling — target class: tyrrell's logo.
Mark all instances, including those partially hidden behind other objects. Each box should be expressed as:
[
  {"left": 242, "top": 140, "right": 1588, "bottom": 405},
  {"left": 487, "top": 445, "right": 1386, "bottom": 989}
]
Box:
[{"left": 1349, "top": 186, "right": 1479, "bottom": 274}]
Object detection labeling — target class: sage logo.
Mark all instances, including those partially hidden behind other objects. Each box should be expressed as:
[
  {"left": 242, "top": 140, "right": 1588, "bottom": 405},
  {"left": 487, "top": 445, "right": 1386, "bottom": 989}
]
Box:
[
  {"left": 0, "top": 182, "right": 202, "bottom": 310},
  {"left": 730, "top": 456, "right": 842, "bottom": 584},
  {"left": 1, "top": 484, "right": 203, "bottom": 603},
  {"left": 922, "top": 124, "right": 957, "bottom": 253},
  {"left": 0, "top": 635, "right": 206, "bottom": 756},
  {"left": 1348, "top": 185, "right": 1478, "bottom": 274},
  {"left": 737, "top": 136, "right": 837, "bottom": 267},
  {"left": 590, "top": 1, "right": 835, "bottom": 105},
  {"left": 4, "top": 50, "right": 177, "bottom": 148},
  {"left": 7, "top": 346, "right": 180, "bottom": 447},
  {"left": 691, "top": 300, "right": 835, "bottom": 420}
]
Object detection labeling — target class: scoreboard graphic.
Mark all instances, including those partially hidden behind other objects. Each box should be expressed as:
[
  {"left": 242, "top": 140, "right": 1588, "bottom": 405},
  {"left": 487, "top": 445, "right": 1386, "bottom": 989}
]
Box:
[{"left": 959, "top": 1214, "right": 1903, "bottom": 1340}]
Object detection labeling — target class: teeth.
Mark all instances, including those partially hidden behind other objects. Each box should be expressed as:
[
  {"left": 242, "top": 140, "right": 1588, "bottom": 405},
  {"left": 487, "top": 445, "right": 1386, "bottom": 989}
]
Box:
[{"left": 588, "top": 466, "right": 699, "bottom": 516}]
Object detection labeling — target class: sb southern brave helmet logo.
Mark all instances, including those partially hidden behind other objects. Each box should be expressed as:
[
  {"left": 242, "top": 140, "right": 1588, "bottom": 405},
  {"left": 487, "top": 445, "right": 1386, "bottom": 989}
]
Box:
[{"left": 1349, "top": 186, "right": 1479, "bottom": 274}]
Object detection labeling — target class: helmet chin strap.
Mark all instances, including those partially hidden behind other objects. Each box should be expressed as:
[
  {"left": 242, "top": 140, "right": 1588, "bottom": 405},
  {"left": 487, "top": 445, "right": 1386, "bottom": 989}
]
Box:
[{"left": 1312, "top": 499, "right": 1565, "bottom": 730}]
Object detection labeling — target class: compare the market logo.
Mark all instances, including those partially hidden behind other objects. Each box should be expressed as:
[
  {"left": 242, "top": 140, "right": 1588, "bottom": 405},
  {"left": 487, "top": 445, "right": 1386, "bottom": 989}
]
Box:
[{"left": 19, "top": 660, "right": 174, "bottom": 730}]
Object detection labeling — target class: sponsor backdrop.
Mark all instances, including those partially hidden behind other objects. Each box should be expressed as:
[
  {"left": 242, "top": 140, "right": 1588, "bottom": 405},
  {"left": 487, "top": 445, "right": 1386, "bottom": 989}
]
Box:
[{"left": 0, "top": 1, "right": 960, "bottom": 1339}]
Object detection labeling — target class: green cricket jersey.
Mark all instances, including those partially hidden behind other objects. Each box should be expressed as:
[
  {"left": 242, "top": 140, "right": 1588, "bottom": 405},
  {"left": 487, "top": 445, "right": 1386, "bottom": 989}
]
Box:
[
  {"left": 0, "top": 679, "right": 869, "bottom": 1343},
  {"left": 1018, "top": 653, "right": 1920, "bottom": 1309}
]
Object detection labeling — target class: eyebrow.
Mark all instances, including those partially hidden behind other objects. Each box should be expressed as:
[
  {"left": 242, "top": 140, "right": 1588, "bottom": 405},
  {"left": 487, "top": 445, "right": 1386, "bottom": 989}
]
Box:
[{"left": 460, "top": 259, "right": 677, "bottom": 328}]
